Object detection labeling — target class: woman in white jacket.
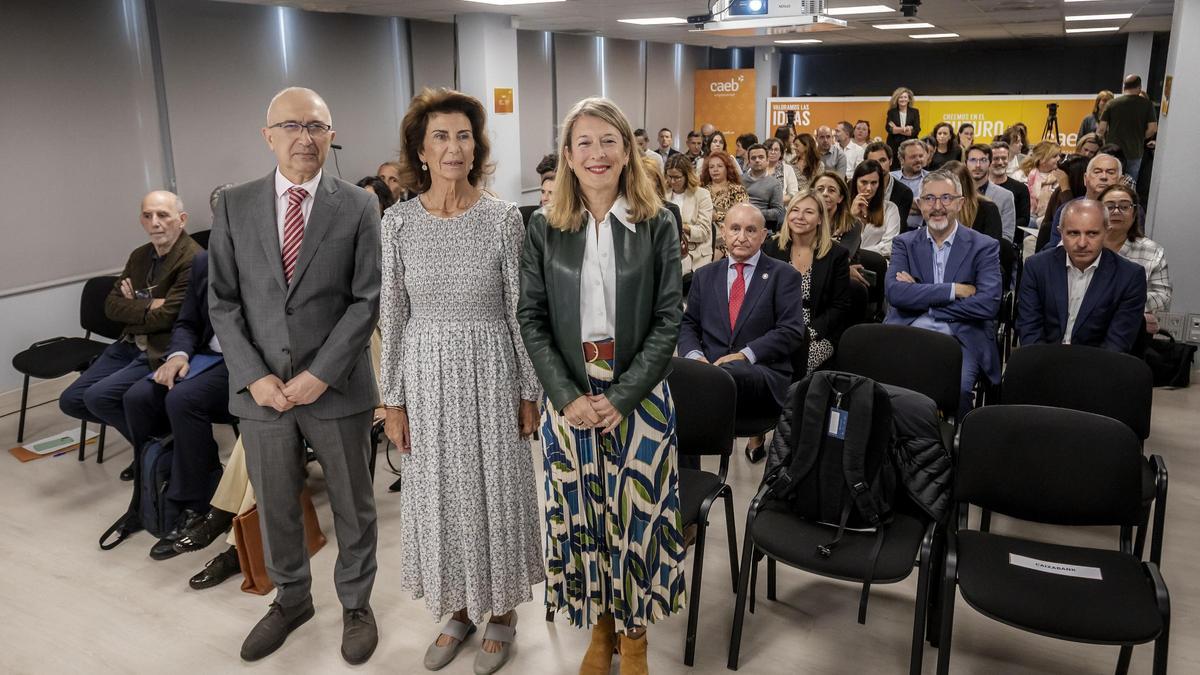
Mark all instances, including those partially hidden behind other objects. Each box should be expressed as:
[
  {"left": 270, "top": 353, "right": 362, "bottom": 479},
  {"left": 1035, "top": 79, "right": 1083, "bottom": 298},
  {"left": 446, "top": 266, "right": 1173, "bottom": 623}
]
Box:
[{"left": 665, "top": 153, "right": 714, "bottom": 275}]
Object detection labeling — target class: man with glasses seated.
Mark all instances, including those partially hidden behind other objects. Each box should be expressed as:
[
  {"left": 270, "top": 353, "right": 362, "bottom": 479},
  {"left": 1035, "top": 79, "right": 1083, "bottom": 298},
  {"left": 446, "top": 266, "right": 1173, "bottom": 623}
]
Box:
[
  {"left": 59, "top": 191, "right": 202, "bottom": 480},
  {"left": 1043, "top": 153, "right": 1122, "bottom": 250},
  {"left": 884, "top": 169, "right": 1002, "bottom": 417},
  {"left": 965, "top": 144, "right": 1017, "bottom": 242},
  {"left": 1017, "top": 200, "right": 1146, "bottom": 353}
]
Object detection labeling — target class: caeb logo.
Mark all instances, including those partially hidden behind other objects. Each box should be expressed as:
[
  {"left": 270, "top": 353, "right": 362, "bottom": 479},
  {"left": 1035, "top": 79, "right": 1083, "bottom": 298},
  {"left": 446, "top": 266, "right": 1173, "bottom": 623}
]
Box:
[{"left": 711, "top": 74, "right": 745, "bottom": 94}]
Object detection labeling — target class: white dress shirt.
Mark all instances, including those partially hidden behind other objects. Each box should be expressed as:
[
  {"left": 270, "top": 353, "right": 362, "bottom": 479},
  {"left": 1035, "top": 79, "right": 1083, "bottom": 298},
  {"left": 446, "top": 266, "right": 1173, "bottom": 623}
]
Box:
[
  {"left": 1063, "top": 255, "right": 1102, "bottom": 344},
  {"left": 580, "top": 196, "right": 634, "bottom": 343},
  {"left": 274, "top": 168, "right": 322, "bottom": 252},
  {"left": 858, "top": 201, "right": 902, "bottom": 259},
  {"left": 841, "top": 141, "right": 865, "bottom": 179}
]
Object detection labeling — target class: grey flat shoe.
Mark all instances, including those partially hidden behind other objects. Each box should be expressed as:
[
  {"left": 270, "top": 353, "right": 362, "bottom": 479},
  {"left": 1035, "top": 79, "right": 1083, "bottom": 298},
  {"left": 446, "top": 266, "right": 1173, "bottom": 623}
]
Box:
[
  {"left": 473, "top": 614, "right": 518, "bottom": 675},
  {"left": 424, "top": 618, "right": 475, "bottom": 671}
]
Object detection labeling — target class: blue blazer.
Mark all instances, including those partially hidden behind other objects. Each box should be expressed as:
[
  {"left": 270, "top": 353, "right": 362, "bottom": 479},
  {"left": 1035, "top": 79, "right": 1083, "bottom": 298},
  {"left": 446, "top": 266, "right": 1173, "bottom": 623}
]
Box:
[
  {"left": 1017, "top": 247, "right": 1146, "bottom": 353},
  {"left": 166, "top": 251, "right": 217, "bottom": 359},
  {"left": 678, "top": 254, "right": 806, "bottom": 406},
  {"left": 884, "top": 225, "right": 1002, "bottom": 384}
]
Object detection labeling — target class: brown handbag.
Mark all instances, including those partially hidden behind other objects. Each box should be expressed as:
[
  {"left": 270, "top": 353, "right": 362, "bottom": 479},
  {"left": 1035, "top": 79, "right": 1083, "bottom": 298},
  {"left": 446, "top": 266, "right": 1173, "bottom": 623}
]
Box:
[{"left": 232, "top": 487, "right": 327, "bottom": 595}]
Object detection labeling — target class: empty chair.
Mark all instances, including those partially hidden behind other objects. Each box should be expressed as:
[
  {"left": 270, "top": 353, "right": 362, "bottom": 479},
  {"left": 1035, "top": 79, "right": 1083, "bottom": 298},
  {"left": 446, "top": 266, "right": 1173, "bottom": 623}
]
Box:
[{"left": 938, "top": 405, "right": 1169, "bottom": 675}]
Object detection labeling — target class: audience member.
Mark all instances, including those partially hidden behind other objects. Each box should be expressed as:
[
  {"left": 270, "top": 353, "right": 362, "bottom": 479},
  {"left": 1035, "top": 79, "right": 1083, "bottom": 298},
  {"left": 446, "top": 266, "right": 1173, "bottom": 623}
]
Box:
[
  {"left": 1098, "top": 74, "right": 1158, "bottom": 181},
  {"left": 735, "top": 132, "right": 758, "bottom": 173},
  {"left": 123, "top": 249, "right": 228, "bottom": 560},
  {"left": 666, "top": 153, "right": 714, "bottom": 276},
  {"left": 885, "top": 169, "right": 1001, "bottom": 416},
  {"left": 865, "top": 141, "right": 913, "bottom": 227},
  {"left": 815, "top": 125, "right": 848, "bottom": 177},
  {"left": 377, "top": 161, "right": 409, "bottom": 202},
  {"left": 634, "top": 128, "right": 665, "bottom": 172},
  {"left": 355, "top": 176, "right": 395, "bottom": 215},
  {"left": 1035, "top": 156, "right": 1083, "bottom": 251},
  {"left": 814, "top": 171, "right": 873, "bottom": 320},
  {"left": 680, "top": 202, "right": 805, "bottom": 463},
  {"left": 1075, "top": 132, "right": 1102, "bottom": 159},
  {"left": 1002, "top": 125, "right": 1030, "bottom": 175},
  {"left": 535, "top": 153, "right": 558, "bottom": 180},
  {"left": 539, "top": 175, "right": 554, "bottom": 207},
  {"left": 836, "top": 121, "right": 864, "bottom": 177},
  {"left": 1079, "top": 90, "right": 1114, "bottom": 138},
  {"left": 518, "top": 96, "right": 685, "bottom": 674},
  {"left": 763, "top": 190, "right": 853, "bottom": 376},
  {"left": 700, "top": 122, "right": 717, "bottom": 139},
  {"left": 774, "top": 124, "right": 796, "bottom": 159},
  {"left": 965, "top": 145, "right": 1016, "bottom": 241},
  {"left": 942, "top": 159, "right": 1013, "bottom": 287},
  {"left": 1100, "top": 184, "right": 1172, "bottom": 333},
  {"left": 851, "top": 159, "right": 901, "bottom": 259},
  {"left": 685, "top": 129, "right": 704, "bottom": 168},
  {"left": 59, "top": 191, "right": 201, "bottom": 481},
  {"left": 208, "top": 87, "right": 381, "bottom": 664},
  {"left": 741, "top": 143, "right": 786, "bottom": 230},
  {"left": 1018, "top": 200, "right": 1146, "bottom": 352},
  {"left": 957, "top": 123, "right": 975, "bottom": 155},
  {"left": 852, "top": 119, "right": 872, "bottom": 148},
  {"left": 988, "top": 141, "right": 1031, "bottom": 235},
  {"left": 700, "top": 150, "right": 748, "bottom": 260},
  {"left": 175, "top": 436, "right": 250, "bottom": 589},
  {"left": 763, "top": 137, "right": 800, "bottom": 202},
  {"left": 1044, "top": 153, "right": 1122, "bottom": 249},
  {"left": 1096, "top": 142, "right": 1138, "bottom": 188},
  {"left": 642, "top": 155, "right": 686, "bottom": 253},
  {"left": 891, "top": 139, "right": 929, "bottom": 231},
  {"left": 706, "top": 131, "right": 730, "bottom": 156},
  {"left": 885, "top": 86, "right": 921, "bottom": 156},
  {"left": 790, "top": 132, "right": 823, "bottom": 187},
  {"left": 927, "top": 122, "right": 960, "bottom": 171},
  {"left": 1019, "top": 140, "right": 1062, "bottom": 219}
]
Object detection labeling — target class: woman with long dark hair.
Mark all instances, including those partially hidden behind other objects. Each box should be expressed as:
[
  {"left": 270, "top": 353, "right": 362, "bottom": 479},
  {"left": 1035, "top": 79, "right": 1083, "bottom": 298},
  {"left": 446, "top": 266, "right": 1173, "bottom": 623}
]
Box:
[
  {"left": 927, "top": 122, "right": 959, "bottom": 171},
  {"left": 849, "top": 159, "right": 901, "bottom": 259}
]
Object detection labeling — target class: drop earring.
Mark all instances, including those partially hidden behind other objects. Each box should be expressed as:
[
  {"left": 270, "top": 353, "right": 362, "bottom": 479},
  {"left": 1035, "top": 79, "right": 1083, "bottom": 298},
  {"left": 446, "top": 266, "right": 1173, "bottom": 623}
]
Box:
[{"left": 421, "top": 163, "right": 428, "bottom": 171}]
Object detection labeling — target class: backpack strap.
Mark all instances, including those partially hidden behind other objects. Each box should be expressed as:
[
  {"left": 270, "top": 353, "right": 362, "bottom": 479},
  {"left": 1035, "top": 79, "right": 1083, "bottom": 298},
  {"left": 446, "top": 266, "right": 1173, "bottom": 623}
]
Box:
[
  {"left": 840, "top": 379, "right": 883, "bottom": 526},
  {"left": 771, "top": 373, "right": 835, "bottom": 499},
  {"left": 857, "top": 523, "right": 888, "bottom": 624}
]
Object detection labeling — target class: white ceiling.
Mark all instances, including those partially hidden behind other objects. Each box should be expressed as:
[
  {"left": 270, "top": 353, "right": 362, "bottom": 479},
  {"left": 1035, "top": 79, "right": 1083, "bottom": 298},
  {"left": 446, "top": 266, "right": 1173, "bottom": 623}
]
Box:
[{"left": 224, "top": 0, "right": 1174, "bottom": 47}]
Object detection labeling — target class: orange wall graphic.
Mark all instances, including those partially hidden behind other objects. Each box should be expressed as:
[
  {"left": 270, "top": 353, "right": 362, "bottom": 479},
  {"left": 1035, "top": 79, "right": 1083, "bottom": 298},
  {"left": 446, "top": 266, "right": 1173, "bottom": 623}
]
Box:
[
  {"left": 767, "top": 95, "right": 1096, "bottom": 150},
  {"left": 694, "top": 69, "right": 757, "bottom": 140}
]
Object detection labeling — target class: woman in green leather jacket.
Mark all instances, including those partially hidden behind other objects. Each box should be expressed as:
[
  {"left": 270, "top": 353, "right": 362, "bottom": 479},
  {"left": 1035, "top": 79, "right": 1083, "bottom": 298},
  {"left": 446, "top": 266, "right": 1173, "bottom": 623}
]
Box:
[{"left": 518, "top": 97, "right": 685, "bottom": 675}]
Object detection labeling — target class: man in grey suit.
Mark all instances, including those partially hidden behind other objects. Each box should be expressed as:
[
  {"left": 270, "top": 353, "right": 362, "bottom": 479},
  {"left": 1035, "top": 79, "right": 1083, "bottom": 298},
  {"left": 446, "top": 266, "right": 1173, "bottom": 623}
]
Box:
[
  {"left": 209, "top": 87, "right": 382, "bottom": 664},
  {"left": 966, "top": 144, "right": 1017, "bottom": 242}
]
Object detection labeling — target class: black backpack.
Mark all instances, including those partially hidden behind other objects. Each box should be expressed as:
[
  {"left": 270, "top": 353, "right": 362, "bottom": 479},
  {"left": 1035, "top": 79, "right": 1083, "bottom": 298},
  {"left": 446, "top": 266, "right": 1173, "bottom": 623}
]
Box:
[{"left": 764, "top": 370, "right": 897, "bottom": 622}]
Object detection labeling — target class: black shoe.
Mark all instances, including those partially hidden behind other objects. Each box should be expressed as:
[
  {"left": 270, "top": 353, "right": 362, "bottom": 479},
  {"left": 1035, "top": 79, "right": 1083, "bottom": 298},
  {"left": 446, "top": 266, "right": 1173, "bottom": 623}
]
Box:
[
  {"left": 241, "top": 598, "right": 315, "bottom": 662},
  {"left": 148, "top": 509, "right": 203, "bottom": 560},
  {"left": 190, "top": 546, "right": 241, "bottom": 590},
  {"left": 341, "top": 605, "right": 378, "bottom": 665},
  {"left": 174, "top": 508, "right": 234, "bottom": 553},
  {"left": 388, "top": 476, "right": 402, "bottom": 493},
  {"left": 120, "top": 462, "right": 135, "bottom": 481},
  {"left": 745, "top": 443, "right": 766, "bottom": 464}
]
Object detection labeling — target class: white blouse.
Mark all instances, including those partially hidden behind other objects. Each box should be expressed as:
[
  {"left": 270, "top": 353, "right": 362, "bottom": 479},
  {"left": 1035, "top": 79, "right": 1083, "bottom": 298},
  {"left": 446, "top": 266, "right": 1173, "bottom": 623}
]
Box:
[
  {"left": 859, "top": 201, "right": 901, "bottom": 259},
  {"left": 580, "top": 196, "right": 635, "bottom": 342}
]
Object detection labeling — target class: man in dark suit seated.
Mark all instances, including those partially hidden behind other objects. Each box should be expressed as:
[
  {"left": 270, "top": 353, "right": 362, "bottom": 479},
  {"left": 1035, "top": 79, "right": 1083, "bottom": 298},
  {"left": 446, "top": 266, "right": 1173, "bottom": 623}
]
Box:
[
  {"left": 884, "top": 169, "right": 1002, "bottom": 418},
  {"left": 1017, "top": 200, "right": 1146, "bottom": 352},
  {"left": 122, "top": 251, "right": 231, "bottom": 560},
  {"left": 679, "top": 203, "right": 806, "bottom": 463},
  {"left": 59, "top": 191, "right": 202, "bottom": 480}
]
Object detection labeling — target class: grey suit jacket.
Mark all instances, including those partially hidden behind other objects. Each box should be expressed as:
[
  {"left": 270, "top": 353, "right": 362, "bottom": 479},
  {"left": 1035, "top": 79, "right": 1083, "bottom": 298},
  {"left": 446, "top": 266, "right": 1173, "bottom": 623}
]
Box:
[
  {"left": 209, "top": 171, "right": 381, "bottom": 421},
  {"left": 979, "top": 180, "right": 1016, "bottom": 243}
]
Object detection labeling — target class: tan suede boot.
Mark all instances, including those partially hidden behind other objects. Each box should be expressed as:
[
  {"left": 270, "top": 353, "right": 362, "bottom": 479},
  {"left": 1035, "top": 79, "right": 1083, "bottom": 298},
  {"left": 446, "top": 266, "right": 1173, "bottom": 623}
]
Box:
[
  {"left": 618, "top": 631, "right": 648, "bottom": 675},
  {"left": 579, "top": 614, "right": 618, "bottom": 675}
]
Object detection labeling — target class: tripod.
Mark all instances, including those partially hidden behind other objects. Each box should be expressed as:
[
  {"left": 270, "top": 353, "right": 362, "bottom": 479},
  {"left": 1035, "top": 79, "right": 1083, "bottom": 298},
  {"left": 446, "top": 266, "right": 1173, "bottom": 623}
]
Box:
[{"left": 1041, "top": 105, "right": 1060, "bottom": 143}]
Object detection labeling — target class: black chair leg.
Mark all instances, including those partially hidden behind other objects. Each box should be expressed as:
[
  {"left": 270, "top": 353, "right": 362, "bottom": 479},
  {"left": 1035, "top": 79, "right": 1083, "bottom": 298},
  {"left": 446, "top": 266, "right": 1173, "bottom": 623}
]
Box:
[
  {"left": 1153, "top": 625, "right": 1170, "bottom": 675},
  {"left": 723, "top": 490, "right": 739, "bottom": 592},
  {"left": 17, "top": 375, "right": 29, "bottom": 443},
  {"left": 749, "top": 553, "right": 759, "bottom": 614},
  {"left": 96, "top": 424, "right": 106, "bottom": 464},
  {"left": 910, "top": 531, "right": 934, "bottom": 675},
  {"left": 545, "top": 607, "right": 555, "bottom": 622},
  {"left": 78, "top": 419, "right": 87, "bottom": 461},
  {"left": 1116, "top": 645, "right": 1133, "bottom": 675},
  {"left": 926, "top": 530, "right": 945, "bottom": 648},
  {"left": 935, "top": 550, "right": 959, "bottom": 675},
  {"left": 684, "top": 521, "right": 708, "bottom": 666},
  {"left": 726, "top": 530, "right": 758, "bottom": 670},
  {"left": 766, "top": 557, "right": 777, "bottom": 601}
]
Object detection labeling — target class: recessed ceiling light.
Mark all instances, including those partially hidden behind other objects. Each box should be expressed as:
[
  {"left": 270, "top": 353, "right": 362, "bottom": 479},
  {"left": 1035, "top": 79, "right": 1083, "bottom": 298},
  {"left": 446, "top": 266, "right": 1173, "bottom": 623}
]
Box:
[
  {"left": 1066, "top": 26, "right": 1121, "bottom": 33},
  {"left": 462, "top": 0, "right": 565, "bottom": 5},
  {"left": 826, "top": 5, "right": 896, "bottom": 17},
  {"left": 910, "top": 33, "right": 959, "bottom": 39},
  {"left": 1065, "top": 13, "right": 1134, "bottom": 21},
  {"left": 1064, "top": 0, "right": 1105, "bottom": 3},
  {"left": 618, "top": 17, "right": 688, "bottom": 25},
  {"left": 873, "top": 22, "right": 934, "bottom": 30},
  {"left": 775, "top": 38, "right": 823, "bottom": 43}
]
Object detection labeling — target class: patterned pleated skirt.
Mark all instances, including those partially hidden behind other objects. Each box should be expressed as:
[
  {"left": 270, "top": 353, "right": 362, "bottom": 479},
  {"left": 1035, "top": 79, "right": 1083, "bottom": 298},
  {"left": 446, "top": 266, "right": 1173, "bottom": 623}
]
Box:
[{"left": 540, "top": 349, "right": 687, "bottom": 633}]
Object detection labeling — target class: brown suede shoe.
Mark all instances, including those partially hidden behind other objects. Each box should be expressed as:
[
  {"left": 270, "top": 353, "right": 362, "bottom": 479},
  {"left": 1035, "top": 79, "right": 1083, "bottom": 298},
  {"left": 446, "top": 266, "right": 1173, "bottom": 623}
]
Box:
[
  {"left": 579, "top": 613, "right": 617, "bottom": 675},
  {"left": 618, "top": 631, "right": 648, "bottom": 675}
]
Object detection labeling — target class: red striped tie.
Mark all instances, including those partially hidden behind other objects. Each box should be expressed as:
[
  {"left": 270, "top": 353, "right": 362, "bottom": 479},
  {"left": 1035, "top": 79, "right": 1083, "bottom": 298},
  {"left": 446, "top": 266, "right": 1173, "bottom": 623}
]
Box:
[
  {"left": 281, "top": 186, "right": 308, "bottom": 283},
  {"left": 729, "top": 262, "right": 746, "bottom": 330}
]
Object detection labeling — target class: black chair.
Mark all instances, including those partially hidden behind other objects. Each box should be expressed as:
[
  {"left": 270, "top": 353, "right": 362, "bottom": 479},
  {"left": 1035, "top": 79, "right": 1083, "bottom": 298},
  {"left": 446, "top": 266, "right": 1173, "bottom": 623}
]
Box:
[
  {"left": 1001, "top": 343, "right": 1166, "bottom": 563},
  {"left": 667, "top": 357, "right": 740, "bottom": 666},
  {"left": 12, "top": 275, "right": 124, "bottom": 462},
  {"left": 727, "top": 377, "right": 938, "bottom": 674},
  {"left": 190, "top": 229, "right": 211, "bottom": 250},
  {"left": 518, "top": 204, "right": 538, "bottom": 227},
  {"left": 937, "top": 405, "right": 1170, "bottom": 675}
]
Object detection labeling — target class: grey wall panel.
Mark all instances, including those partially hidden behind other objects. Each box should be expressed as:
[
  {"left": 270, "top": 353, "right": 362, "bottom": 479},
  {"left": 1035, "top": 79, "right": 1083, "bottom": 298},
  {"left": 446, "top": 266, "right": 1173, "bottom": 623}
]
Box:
[
  {"left": 601, "top": 38, "right": 646, "bottom": 131},
  {"left": 409, "top": 19, "right": 457, "bottom": 95},
  {"left": 0, "top": 0, "right": 166, "bottom": 293},
  {"left": 553, "top": 34, "right": 602, "bottom": 124},
  {"left": 517, "top": 30, "right": 556, "bottom": 193}
]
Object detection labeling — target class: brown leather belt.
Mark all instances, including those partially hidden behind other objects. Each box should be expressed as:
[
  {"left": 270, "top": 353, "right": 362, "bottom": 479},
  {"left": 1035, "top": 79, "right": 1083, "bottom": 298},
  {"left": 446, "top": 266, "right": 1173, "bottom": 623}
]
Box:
[{"left": 582, "top": 341, "right": 615, "bottom": 363}]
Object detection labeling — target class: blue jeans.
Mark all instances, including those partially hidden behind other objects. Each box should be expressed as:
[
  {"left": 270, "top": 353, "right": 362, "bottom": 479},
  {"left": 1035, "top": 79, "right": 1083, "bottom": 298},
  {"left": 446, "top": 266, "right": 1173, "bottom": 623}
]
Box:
[
  {"left": 1126, "top": 157, "right": 1142, "bottom": 183},
  {"left": 59, "top": 340, "right": 151, "bottom": 445}
]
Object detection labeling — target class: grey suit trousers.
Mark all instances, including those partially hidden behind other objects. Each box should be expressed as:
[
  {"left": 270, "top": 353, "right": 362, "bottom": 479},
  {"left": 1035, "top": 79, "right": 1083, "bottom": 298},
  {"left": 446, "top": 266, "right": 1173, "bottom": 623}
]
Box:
[{"left": 241, "top": 407, "right": 376, "bottom": 609}]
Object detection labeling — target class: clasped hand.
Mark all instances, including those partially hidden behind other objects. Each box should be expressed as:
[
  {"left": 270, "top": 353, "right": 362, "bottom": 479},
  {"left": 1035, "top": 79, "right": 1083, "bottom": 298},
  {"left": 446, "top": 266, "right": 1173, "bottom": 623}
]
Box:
[
  {"left": 248, "top": 370, "right": 328, "bottom": 412},
  {"left": 564, "top": 394, "right": 623, "bottom": 435}
]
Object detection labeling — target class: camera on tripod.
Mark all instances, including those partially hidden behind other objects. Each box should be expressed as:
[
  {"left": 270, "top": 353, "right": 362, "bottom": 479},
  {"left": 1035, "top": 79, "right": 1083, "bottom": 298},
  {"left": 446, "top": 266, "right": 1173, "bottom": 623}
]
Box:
[{"left": 1042, "top": 103, "right": 1060, "bottom": 141}]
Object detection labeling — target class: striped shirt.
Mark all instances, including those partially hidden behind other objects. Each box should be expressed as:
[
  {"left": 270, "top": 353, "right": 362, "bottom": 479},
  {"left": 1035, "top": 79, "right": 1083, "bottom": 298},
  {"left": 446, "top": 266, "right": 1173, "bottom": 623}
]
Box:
[{"left": 1119, "top": 236, "right": 1172, "bottom": 312}]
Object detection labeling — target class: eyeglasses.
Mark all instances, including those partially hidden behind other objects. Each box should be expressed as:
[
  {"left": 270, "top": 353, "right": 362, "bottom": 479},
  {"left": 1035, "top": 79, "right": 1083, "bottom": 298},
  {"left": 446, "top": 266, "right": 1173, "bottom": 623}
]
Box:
[
  {"left": 269, "top": 121, "right": 333, "bottom": 137},
  {"left": 966, "top": 157, "right": 990, "bottom": 165},
  {"left": 919, "top": 194, "right": 963, "bottom": 207},
  {"left": 1104, "top": 201, "right": 1135, "bottom": 214}
]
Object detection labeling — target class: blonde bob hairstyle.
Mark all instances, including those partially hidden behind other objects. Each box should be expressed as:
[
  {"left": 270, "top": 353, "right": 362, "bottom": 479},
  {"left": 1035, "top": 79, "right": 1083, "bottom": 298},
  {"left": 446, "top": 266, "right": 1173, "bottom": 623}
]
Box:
[
  {"left": 775, "top": 188, "right": 834, "bottom": 259},
  {"left": 1019, "top": 140, "right": 1062, "bottom": 175},
  {"left": 546, "top": 97, "right": 662, "bottom": 231},
  {"left": 889, "top": 86, "right": 915, "bottom": 110}
]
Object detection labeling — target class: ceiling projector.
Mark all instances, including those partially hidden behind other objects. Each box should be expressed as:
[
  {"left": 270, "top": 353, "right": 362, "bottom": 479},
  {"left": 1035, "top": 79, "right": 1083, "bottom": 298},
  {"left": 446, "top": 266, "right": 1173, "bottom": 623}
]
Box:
[{"left": 688, "top": 0, "right": 847, "bottom": 36}]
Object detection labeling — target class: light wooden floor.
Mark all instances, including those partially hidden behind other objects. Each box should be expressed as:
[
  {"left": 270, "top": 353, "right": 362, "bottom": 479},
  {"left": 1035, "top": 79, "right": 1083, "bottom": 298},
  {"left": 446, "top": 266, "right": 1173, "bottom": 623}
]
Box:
[{"left": 0, "top": 375, "right": 1196, "bottom": 674}]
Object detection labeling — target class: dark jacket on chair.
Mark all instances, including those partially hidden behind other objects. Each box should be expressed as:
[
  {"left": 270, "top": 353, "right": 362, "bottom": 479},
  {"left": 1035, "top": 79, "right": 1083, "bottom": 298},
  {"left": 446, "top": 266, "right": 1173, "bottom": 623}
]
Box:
[
  {"left": 1016, "top": 247, "right": 1146, "bottom": 353},
  {"left": 678, "top": 254, "right": 806, "bottom": 407},
  {"left": 104, "top": 233, "right": 202, "bottom": 368}
]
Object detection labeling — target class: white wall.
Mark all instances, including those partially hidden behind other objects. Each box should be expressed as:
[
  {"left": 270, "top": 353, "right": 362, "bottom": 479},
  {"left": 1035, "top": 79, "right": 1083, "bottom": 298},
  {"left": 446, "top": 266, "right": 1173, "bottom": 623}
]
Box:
[{"left": 457, "top": 14, "right": 522, "bottom": 203}]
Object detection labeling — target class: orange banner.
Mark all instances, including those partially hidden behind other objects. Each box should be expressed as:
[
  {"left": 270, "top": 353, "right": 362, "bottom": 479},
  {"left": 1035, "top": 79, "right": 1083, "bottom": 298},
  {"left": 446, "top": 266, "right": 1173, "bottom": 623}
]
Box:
[
  {"left": 767, "top": 95, "right": 1095, "bottom": 150},
  {"left": 694, "top": 69, "right": 757, "bottom": 140}
]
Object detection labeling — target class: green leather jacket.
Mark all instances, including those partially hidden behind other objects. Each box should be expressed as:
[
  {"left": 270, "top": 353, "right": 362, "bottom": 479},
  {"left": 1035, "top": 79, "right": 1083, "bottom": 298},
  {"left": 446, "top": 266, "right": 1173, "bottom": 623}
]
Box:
[{"left": 518, "top": 207, "right": 683, "bottom": 417}]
